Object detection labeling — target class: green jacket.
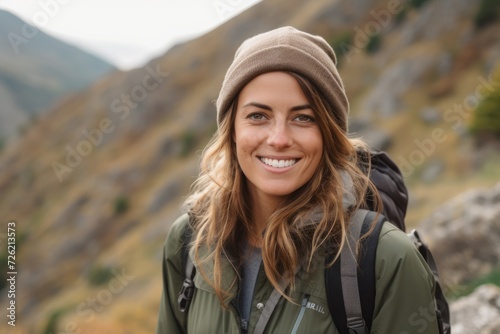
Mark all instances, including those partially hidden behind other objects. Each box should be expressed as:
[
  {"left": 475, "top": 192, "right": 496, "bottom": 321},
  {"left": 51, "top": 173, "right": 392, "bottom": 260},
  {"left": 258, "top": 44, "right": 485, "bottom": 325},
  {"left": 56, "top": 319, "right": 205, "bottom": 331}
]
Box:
[{"left": 156, "top": 213, "right": 440, "bottom": 333}]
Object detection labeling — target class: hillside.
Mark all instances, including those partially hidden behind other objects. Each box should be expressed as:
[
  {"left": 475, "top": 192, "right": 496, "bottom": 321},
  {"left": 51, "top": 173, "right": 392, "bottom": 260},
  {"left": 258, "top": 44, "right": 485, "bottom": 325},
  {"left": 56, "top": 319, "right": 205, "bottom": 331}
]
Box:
[
  {"left": 0, "top": 0, "right": 499, "bottom": 332},
  {"left": 0, "top": 10, "right": 116, "bottom": 146}
]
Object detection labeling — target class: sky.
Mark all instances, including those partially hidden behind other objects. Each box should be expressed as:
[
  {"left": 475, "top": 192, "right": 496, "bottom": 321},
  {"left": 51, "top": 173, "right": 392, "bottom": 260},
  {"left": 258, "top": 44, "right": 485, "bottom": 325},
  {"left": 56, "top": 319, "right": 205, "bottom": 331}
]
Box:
[{"left": 0, "top": 0, "right": 261, "bottom": 70}]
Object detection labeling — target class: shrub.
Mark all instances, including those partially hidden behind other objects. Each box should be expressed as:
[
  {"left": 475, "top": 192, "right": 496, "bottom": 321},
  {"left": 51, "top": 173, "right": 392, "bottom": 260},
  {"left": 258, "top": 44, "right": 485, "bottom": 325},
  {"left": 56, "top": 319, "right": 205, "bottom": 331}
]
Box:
[
  {"left": 42, "top": 308, "right": 66, "bottom": 334},
  {"left": 474, "top": 0, "right": 500, "bottom": 29},
  {"left": 448, "top": 267, "right": 500, "bottom": 300},
  {"left": 470, "top": 72, "right": 500, "bottom": 137},
  {"left": 365, "top": 33, "right": 382, "bottom": 54},
  {"left": 410, "top": 0, "right": 431, "bottom": 9},
  {"left": 394, "top": 7, "right": 407, "bottom": 24},
  {"left": 329, "top": 32, "right": 354, "bottom": 61},
  {"left": 87, "top": 264, "right": 115, "bottom": 286},
  {"left": 180, "top": 131, "right": 196, "bottom": 157},
  {"left": 114, "top": 195, "right": 129, "bottom": 215}
]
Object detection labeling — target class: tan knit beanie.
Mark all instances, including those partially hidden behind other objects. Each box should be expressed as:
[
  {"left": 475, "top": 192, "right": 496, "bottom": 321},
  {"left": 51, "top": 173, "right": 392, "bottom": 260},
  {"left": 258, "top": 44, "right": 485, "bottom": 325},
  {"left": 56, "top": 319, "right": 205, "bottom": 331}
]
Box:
[{"left": 216, "top": 26, "right": 349, "bottom": 132}]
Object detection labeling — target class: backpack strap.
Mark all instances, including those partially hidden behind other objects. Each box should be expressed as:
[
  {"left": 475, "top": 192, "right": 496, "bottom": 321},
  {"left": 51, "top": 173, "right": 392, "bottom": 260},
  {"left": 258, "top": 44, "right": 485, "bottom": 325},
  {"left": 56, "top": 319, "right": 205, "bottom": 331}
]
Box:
[
  {"left": 408, "top": 229, "right": 451, "bottom": 334},
  {"left": 325, "top": 210, "right": 386, "bottom": 334},
  {"left": 340, "top": 209, "right": 370, "bottom": 334},
  {"left": 178, "top": 224, "right": 196, "bottom": 313}
]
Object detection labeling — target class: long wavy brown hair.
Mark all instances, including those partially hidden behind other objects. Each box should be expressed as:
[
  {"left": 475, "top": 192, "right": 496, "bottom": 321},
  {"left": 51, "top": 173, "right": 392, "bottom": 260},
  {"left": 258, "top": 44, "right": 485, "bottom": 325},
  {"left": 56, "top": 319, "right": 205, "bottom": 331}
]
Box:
[{"left": 185, "top": 71, "right": 381, "bottom": 306}]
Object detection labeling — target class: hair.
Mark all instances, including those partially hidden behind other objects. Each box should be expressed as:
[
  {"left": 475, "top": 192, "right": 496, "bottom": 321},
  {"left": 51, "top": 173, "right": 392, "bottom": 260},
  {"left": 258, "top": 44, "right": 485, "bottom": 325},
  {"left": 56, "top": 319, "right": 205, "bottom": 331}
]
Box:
[{"left": 184, "top": 71, "right": 381, "bottom": 306}]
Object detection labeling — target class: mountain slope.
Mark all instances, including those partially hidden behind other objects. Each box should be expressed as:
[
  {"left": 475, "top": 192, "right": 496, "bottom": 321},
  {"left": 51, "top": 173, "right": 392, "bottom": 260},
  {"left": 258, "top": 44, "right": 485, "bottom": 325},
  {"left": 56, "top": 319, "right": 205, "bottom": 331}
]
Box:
[
  {"left": 0, "top": 0, "right": 499, "bottom": 332},
  {"left": 0, "top": 10, "right": 116, "bottom": 144}
]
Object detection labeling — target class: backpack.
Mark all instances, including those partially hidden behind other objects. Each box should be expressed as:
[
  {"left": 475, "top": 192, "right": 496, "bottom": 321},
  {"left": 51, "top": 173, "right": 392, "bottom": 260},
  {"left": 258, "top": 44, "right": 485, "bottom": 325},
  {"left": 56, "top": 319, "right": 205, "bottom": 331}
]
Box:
[
  {"left": 327, "top": 209, "right": 451, "bottom": 334},
  {"left": 177, "top": 150, "right": 450, "bottom": 334}
]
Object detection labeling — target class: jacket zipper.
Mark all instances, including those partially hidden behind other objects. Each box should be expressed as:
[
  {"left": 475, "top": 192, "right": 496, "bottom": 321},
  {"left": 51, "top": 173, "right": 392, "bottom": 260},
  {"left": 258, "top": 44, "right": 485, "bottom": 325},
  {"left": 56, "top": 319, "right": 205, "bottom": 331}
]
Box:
[
  {"left": 291, "top": 293, "right": 310, "bottom": 334},
  {"left": 230, "top": 282, "right": 248, "bottom": 334},
  {"left": 230, "top": 300, "right": 246, "bottom": 334}
]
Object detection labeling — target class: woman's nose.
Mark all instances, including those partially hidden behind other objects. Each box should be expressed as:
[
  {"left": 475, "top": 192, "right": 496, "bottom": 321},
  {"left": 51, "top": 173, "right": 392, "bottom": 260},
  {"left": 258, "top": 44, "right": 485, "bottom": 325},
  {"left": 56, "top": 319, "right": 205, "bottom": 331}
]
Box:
[{"left": 266, "top": 122, "right": 293, "bottom": 149}]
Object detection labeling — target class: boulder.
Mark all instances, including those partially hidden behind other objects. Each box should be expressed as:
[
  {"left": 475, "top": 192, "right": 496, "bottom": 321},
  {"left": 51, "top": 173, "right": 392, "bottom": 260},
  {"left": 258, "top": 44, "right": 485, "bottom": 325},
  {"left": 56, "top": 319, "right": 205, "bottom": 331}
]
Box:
[
  {"left": 418, "top": 183, "right": 500, "bottom": 286},
  {"left": 420, "top": 107, "right": 441, "bottom": 124},
  {"left": 148, "top": 179, "right": 182, "bottom": 214},
  {"left": 348, "top": 118, "right": 392, "bottom": 151},
  {"left": 450, "top": 284, "right": 500, "bottom": 334},
  {"left": 420, "top": 159, "right": 444, "bottom": 183},
  {"left": 361, "top": 56, "right": 436, "bottom": 117}
]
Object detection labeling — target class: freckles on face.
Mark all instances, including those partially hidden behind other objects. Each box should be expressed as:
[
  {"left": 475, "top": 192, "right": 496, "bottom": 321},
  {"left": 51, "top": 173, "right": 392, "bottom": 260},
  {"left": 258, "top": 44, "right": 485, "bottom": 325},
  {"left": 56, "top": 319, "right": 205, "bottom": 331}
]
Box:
[{"left": 233, "top": 71, "right": 323, "bottom": 203}]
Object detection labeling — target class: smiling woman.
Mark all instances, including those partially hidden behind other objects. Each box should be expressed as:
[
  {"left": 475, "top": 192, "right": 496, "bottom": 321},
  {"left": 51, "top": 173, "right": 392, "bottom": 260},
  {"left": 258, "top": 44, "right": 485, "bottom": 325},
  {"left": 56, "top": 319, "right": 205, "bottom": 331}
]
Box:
[
  {"left": 155, "top": 27, "right": 442, "bottom": 334},
  {"left": 234, "top": 72, "right": 323, "bottom": 220}
]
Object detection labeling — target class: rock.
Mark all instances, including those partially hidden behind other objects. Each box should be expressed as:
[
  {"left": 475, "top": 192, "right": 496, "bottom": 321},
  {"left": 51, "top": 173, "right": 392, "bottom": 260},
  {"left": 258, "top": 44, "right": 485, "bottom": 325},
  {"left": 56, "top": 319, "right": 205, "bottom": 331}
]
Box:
[
  {"left": 313, "top": 0, "right": 374, "bottom": 25},
  {"left": 360, "top": 128, "right": 392, "bottom": 151},
  {"left": 361, "top": 55, "right": 435, "bottom": 117},
  {"left": 348, "top": 117, "right": 371, "bottom": 134},
  {"left": 450, "top": 284, "right": 500, "bottom": 334},
  {"left": 485, "top": 41, "right": 500, "bottom": 76},
  {"left": 482, "top": 320, "right": 500, "bottom": 334},
  {"left": 158, "top": 135, "right": 182, "bottom": 157},
  {"left": 347, "top": 118, "right": 392, "bottom": 151},
  {"left": 418, "top": 183, "right": 500, "bottom": 286},
  {"left": 420, "top": 159, "right": 444, "bottom": 183},
  {"left": 53, "top": 195, "right": 90, "bottom": 228},
  {"left": 437, "top": 52, "right": 453, "bottom": 76},
  {"left": 453, "top": 123, "right": 470, "bottom": 139},
  {"left": 420, "top": 107, "right": 441, "bottom": 124},
  {"left": 399, "top": 0, "right": 475, "bottom": 46},
  {"left": 148, "top": 179, "right": 182, "bottom": 214}
]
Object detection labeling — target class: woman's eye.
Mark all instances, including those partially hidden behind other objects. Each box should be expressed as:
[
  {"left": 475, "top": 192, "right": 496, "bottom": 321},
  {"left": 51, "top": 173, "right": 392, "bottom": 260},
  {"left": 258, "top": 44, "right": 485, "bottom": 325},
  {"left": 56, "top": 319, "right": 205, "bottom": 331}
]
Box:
[
  {"left": 294, "top": 114, "right": 315, "bottom": 122},
  {"left": 248, "top": 113, "right": 266, "bottom": 120}
]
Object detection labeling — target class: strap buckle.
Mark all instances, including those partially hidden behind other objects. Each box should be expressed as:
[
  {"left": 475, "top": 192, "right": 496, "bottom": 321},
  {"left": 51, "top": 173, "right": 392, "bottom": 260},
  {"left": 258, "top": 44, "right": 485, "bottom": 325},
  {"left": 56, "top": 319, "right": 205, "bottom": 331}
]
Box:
[
  {"left": 347, "top": 317, "right": 368, "bottom": 334},
  {"left": 178, "top": 277, "right": 194, "bottom": 312}
]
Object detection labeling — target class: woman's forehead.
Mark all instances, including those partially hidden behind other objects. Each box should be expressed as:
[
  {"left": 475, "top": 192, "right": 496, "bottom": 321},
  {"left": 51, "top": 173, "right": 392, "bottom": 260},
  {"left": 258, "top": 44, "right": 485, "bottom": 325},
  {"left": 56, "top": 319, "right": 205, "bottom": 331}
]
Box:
[{"left": 237, "top": 72, "right": 310, "bottom": 107}]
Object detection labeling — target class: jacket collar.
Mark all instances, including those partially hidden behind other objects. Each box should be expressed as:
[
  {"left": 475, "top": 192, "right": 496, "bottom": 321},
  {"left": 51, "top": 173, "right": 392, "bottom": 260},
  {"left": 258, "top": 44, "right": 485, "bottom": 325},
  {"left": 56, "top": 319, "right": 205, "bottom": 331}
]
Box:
[{"left": 189, "top": 243, "right": 239, "bottom": 303}]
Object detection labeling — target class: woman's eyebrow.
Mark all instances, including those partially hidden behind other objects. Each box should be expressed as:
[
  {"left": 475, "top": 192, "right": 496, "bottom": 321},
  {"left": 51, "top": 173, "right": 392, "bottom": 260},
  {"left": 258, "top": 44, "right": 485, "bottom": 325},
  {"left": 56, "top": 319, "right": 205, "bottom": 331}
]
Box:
[
  {"left": 290, "top": 104, "right": 312, "bottom": 111},
  {"left": 242, "top": 102, "right": 272, "bottom": 110},
  {"left": 242, "top": 102, "right": 312, "bottom": 112}
]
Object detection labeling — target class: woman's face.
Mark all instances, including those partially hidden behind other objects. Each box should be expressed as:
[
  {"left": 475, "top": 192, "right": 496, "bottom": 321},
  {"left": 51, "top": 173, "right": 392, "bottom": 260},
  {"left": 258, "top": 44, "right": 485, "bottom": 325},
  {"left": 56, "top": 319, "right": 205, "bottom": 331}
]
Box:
[{"left": 234, "top": 71, "right": 323, "bottom": 204}]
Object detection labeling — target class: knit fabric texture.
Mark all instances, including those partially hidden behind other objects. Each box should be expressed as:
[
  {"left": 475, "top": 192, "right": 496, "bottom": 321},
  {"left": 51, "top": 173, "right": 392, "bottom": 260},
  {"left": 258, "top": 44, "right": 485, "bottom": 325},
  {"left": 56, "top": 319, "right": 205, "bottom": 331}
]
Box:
[{"left": 216, "top": 26, "right": 349, "bottom": 132}]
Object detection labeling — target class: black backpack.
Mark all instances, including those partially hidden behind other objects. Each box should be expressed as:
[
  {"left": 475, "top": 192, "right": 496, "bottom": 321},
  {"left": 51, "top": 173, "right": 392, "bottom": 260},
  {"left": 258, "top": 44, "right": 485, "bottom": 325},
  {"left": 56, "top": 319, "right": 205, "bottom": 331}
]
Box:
[{"left": 177, "top": 150, "right": 450, "bottom": 334}]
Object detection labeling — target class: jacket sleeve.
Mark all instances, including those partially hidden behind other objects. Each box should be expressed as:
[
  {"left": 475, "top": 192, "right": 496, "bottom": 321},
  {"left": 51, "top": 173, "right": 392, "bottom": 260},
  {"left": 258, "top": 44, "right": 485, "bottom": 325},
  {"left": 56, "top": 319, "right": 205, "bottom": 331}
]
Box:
[
  {"left": 156, "top": 214, "right": 190, "bottom": 334},
  {"left": 371, "top": 223, "right": 441, "bottom": 334}
]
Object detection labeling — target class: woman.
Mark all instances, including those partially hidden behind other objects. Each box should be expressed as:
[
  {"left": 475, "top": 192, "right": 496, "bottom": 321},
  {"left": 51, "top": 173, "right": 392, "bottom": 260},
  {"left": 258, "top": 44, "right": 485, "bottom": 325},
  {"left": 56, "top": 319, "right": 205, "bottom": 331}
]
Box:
[{"left": 156, "top": 27, "right": 440, "bottom": 333}]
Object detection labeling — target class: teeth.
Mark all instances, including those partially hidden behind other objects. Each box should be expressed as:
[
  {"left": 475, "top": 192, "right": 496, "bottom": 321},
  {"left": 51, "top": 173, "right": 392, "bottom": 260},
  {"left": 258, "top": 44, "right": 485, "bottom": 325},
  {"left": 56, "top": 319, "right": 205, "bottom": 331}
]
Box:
[{"left": 260, "top": 157, "right": 297, "bottom": 168}]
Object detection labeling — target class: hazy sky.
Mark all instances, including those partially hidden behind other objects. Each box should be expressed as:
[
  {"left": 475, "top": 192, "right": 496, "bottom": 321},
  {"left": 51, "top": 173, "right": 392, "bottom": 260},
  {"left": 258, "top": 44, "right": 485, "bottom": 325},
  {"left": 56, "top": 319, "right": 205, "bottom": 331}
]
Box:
[{"left": 0, "top": 0, "right": 261, "bottom": 69}]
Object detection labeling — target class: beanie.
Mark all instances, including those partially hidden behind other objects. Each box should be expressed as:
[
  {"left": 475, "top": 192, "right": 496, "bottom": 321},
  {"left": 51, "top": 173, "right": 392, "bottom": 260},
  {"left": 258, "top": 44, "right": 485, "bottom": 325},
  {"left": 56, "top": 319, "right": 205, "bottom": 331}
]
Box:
[{"left": 216, "top": 26, "right": 349, "bottom": 132}]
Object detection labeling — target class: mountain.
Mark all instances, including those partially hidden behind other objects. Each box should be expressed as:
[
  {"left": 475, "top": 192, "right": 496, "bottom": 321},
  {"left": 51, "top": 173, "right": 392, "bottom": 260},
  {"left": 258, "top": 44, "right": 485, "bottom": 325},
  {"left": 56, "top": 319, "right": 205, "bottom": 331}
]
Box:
[
  {"left": 0, "top": 0, "right": 499, "bottom": 332},
  {"left": 0, "top": 10, "right": 116, "bottom": 145}
]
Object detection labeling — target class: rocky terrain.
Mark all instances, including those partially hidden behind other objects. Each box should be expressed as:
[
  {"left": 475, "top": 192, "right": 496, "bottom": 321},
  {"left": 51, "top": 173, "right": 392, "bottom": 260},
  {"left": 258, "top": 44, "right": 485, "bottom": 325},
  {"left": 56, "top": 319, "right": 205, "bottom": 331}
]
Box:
[
  {"left": 418, "top": 182, "right": 500, "bottom": 333},
  {"left": 451, "top": 284, "right": 500, "bottom": 334},
  {"left": 419, "top": 182, "right": 500, "bottom": 287}
]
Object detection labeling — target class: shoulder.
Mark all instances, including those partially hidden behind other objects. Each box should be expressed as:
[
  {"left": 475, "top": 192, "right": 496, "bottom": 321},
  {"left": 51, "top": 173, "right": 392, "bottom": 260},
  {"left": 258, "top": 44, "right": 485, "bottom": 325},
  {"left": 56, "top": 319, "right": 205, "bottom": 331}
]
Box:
[
  {"left": 163, "top": 213, "right": 191, "bottom": 259},
  {"left": 371, "top": 222, "right": 440, "bottom": 333},
  {"left": 377, "top": 222, "right": 415, "bottom": 254},
  {"left": 375, "top": 222, "right": 434, "bottom": 284},
  {"left": 167, "top": 213, "right": 191, "bottom": 240}
]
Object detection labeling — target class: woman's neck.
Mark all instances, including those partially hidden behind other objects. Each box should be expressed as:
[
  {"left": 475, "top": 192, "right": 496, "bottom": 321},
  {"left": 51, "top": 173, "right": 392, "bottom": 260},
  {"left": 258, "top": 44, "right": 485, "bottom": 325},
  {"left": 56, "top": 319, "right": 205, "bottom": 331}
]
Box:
[{"left": 248, "top": 189, "right": 283, "bottom": 247}]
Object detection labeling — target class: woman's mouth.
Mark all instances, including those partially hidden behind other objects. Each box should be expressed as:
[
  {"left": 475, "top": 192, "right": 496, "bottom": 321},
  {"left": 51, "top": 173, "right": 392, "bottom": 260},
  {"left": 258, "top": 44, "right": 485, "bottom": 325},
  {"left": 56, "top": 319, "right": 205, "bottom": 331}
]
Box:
[{"left": 259, "top": 157, "right": 298, "bottom": 168}]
